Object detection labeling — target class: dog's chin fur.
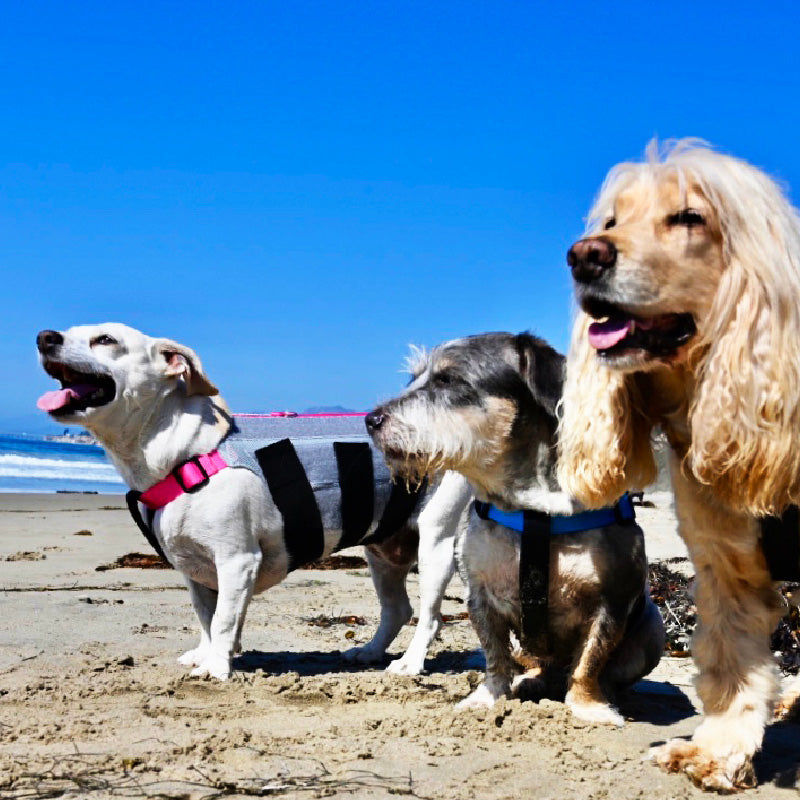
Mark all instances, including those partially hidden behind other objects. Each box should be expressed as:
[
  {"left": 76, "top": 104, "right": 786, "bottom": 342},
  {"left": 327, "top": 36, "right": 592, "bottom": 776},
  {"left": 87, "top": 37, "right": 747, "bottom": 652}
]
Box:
[
  {"left": 369, "top": 331, "right": 664, "bottom": 721},
  {"left": 559, "top": 138, "right": 800, "bottom": 790}
]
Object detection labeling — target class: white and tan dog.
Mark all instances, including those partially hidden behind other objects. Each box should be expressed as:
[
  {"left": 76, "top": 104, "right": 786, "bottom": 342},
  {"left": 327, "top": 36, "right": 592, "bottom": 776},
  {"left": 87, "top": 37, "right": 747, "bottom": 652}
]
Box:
[{"left": 36, "top": 323, "right": 471, "bottom": 680}]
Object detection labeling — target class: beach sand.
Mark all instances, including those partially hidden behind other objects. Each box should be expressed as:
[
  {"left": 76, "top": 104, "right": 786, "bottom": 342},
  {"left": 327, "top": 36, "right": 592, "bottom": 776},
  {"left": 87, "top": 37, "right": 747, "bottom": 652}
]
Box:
[{"left": 1, "top": 492, "right": 799, "bottom": 799}]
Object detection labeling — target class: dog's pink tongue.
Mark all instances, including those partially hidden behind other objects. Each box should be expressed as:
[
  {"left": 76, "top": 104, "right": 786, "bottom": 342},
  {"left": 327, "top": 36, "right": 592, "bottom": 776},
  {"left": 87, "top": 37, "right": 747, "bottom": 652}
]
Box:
[
  {"left": 587, "top": 319, "right": 635, "bottom": 350},
  {"left": 36, "top": 385, "right": 93, "bottom": 412}
]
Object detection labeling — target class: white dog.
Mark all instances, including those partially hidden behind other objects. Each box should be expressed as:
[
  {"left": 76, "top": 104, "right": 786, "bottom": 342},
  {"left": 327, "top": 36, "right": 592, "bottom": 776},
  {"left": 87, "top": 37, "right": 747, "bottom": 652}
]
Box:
[{"left": 36, "top": 323, "right": 471, "bottom": 680}]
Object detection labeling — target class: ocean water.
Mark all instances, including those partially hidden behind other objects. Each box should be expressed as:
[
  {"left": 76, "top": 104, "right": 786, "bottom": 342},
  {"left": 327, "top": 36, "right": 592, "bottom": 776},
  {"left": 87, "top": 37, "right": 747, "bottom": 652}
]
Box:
[
  {"left": 0, "top": 433, "right": 125, "bottom": 494},
  {"left": 0, "top": 415, "right": 369, "bottom": 495}
]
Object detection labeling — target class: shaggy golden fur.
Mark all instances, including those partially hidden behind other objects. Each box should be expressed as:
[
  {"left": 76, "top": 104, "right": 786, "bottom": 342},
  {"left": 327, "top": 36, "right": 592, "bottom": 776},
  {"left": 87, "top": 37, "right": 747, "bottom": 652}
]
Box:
[{"left": 558, "top": 140, "right": 800, "bottom": 791}]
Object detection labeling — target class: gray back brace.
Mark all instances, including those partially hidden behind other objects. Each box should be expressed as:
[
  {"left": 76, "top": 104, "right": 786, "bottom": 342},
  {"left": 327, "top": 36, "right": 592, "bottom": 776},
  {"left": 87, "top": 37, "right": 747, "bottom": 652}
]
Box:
[{"left": 218, "top": 416, "right": 395, "bottom": 534}]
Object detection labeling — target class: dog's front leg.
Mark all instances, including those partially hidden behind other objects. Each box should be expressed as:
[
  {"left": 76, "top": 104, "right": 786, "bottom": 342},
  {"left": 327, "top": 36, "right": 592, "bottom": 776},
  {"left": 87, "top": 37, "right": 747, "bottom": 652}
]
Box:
[
  {"left": 456, "top": 583, "right": 515, "bottom": 710},
  {"left": 387, "top": 471, "right": 471, "bottom": 675},
  {"left": 650, "top": 469, "right": 782, "bottom": 791},
  {"left": 190, "top": 552, "right": 261, "bottom": 680},
  {"left": 178, "top": 579, "right": 218, "bottom": 668}
]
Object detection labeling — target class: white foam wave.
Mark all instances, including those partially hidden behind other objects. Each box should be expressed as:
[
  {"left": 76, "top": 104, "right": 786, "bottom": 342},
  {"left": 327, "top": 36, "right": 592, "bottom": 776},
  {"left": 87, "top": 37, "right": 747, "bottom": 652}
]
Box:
[{"left": 0, "top": 453, "right": 123, "bottom": 483}]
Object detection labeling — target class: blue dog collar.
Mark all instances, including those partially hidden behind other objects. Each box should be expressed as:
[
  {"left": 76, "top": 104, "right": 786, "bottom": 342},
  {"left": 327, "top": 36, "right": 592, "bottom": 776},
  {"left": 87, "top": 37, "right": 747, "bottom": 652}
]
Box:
[{"left": 473, "top": 492, "right": 635, "bottom": 535}]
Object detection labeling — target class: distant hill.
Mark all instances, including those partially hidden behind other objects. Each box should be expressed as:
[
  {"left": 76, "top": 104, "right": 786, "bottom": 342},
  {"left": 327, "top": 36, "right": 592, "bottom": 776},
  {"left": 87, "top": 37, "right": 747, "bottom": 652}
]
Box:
[{"left": 302, "top": 405, "right": 361, "bottom": 414}]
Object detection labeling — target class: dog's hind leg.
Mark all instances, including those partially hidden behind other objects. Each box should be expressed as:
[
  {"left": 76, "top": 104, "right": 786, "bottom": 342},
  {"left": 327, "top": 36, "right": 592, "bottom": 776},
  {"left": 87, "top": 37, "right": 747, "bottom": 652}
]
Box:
[
  {"left": 178, "top": 579, "right": 218, "bottom": 668},
  {"left": 602, "top": 592, "right": 664, "bottom": 691},
  {"left": 342, "top": 532, "right": 417, "bottom": 664},
  {"left": 565, "top": 609, "right": 626, "bottom": 726},
  {"left": 189, "top": 551, "right": 261, "bottom": 680},
  {"left": 388, "top": 472, "right": 472, "bottom": 675}
]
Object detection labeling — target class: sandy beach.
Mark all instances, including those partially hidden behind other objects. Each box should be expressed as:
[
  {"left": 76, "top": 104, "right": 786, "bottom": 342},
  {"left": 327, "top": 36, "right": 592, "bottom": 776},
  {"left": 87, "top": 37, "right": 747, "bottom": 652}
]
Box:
[{"left": 1, "top": 491, "right": 799, "bottom": 799}]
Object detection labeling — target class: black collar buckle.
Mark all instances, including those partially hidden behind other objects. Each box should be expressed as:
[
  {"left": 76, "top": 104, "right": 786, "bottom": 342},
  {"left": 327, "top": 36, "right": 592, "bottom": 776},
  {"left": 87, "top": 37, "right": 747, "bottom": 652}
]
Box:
[{"left": 172, "top": 456, "right": 210, "bottom": 493}]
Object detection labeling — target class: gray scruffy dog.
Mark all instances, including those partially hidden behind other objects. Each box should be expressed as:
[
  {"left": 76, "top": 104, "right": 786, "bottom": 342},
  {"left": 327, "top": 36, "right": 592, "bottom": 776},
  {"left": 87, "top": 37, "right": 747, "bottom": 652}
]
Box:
[{"left": 366, "top": 332, "right": 664, "bottom": 724}]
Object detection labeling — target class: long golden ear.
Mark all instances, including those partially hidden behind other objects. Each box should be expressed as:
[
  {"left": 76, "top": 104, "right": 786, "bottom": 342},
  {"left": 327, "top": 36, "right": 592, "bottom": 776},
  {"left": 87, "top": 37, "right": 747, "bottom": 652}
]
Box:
[
  {"left": 689, "top": 228, "right": 800, "bottom": 514},
  {"left": 557, "top": 313, "right": 656, "bottom": 507},
  {"left": 155, "top": 338, "right": 219, "bottom": 397}
]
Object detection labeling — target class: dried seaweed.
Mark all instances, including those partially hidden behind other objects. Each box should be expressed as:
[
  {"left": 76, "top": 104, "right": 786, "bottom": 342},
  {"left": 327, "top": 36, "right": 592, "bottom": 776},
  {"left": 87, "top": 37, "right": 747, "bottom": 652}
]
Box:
[
  {"left": 301, "top": 555, "right": 368, "bottom": 570},
  {"left": 95, "top": 553, "right": 172, "bottom": 571},
  {"left": 648, "top": 561, "right": 695, "bottom": 656},
  {"left": 649, "top": 563, "right": 800, "bottom": 674}
]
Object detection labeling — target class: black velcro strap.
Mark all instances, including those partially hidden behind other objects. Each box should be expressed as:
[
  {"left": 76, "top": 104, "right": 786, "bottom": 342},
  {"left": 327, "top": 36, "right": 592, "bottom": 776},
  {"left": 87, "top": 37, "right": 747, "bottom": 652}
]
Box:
[
  {"left": 519, "top": 518, "right": 551, "bottom": 656},
  {"left": 361, "top": 476, "right": 428, "bottom": 546},
  {"left": 256, "top": 439, "right": 324, "bottom": 571},
  {"left": 334, "top": 442, "right": 375, "bottom": 550},
  {"left": 125, "top": 490, "right": 172, "bottom": 566},
  {"left": 761, "top": 506, "right": 800, "bottom": 581}
]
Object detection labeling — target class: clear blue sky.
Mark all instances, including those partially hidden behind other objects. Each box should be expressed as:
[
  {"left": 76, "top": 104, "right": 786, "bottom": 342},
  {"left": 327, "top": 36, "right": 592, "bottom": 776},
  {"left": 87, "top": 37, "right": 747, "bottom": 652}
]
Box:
[{"left": 4, "top": 1, "right": 800, "bottom": 430}]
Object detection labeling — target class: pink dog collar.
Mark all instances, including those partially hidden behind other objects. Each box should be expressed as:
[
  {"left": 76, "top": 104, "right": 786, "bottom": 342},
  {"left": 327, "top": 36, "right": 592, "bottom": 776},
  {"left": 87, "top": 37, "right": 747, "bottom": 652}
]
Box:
[{"left": 139, "top": 450, "right": 228, "bottom": 510}]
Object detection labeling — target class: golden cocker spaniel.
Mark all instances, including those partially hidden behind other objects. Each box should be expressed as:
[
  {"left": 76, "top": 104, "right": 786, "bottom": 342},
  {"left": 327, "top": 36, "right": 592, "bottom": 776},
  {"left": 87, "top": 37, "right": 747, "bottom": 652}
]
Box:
[{"left": 558, "top": 139, "right": 800, "bottom": 791}]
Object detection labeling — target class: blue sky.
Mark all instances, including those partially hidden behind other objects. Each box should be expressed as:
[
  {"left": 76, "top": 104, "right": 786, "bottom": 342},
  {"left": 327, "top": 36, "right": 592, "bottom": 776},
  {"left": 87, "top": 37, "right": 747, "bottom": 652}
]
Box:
[{"left": 4, "top": 1, "right": 800, "bottom": 430}]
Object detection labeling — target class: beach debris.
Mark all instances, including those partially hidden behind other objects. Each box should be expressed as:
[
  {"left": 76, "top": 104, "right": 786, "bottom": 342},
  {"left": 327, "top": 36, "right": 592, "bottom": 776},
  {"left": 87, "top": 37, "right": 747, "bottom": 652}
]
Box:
[
  {"left": 80, "top": 596, "right": 124, "bottom": 605},
  {"left": 306, "top": 614, "right": 367, "bottom": 627},
  {"left": 73, "top": 529, "right": 93, "bottom": 536},
  {"left": 648, "top": 562, "right": 800, "bottom": 671},
  {"left": 5, "top": 551, "right": 45, "bottom": 561},
  {"left": 91, "top": 655, "right": 135, "bottom": 673},
  {"left": 302, "top": 555, "right": 368, "bottom": 570},
  {"left": 95, "top": 552, "right": 172, "bottom": 571},
  {"left": 648, "top": 561, "right": 695, "bottom": 656},
  {"left": 409, "top": 612, "right": 469, "bottom": 626},
  {"left": 772, "top": 582, "right": 800, "bottom": 675}
]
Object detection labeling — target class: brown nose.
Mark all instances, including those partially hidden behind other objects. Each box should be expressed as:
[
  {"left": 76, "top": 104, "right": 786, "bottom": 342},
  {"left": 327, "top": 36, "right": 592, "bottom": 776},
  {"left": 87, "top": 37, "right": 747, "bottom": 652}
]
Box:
[
  {"left": 567, "top": 237, "right": 617, "bottom": 283},
  {"left": 37, "top": 329, "right": 63, "bottom": 354}
]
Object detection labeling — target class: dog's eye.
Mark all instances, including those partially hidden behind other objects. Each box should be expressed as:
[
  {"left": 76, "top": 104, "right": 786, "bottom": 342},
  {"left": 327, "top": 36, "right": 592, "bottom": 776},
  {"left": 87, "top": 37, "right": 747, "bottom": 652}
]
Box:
[
  {"left": 603, "top": 217, "right": 616, "bottom": 230},
  {"left": 667, "top": 209, "right": 706, "bottom": 227},
  {"left": 432, "top": 372, "right": 454, "bottom": 386},
  {"left": 91, "top": 334, "right": 118, "bottom": 347}
]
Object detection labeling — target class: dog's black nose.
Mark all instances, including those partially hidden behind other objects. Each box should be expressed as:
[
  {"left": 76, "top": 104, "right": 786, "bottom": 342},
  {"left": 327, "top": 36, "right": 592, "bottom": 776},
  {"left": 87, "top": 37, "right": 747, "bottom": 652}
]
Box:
[
  {"left": 567, "top": 237, "right": 617, "bottom": 283},
  {"left": 364, "top": 410, "right": 385, "bottom": 433},
  {"left": 37, "top": 329, "right": 63, "bottom": 354}
]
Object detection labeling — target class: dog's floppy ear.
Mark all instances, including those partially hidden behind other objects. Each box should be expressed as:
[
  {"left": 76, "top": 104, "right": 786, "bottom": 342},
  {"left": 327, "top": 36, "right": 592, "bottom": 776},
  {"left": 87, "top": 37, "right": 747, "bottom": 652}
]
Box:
[
  {"left": 688, "top": 161, "right": 800, "bottom": 514},
  {"left": 557, "top": 313, "right": 656, "bottom": 508},
  {"left": 514, "top": 332, "right": 564, "bottom": 417},
  {"left": 155, "top": 338, "right": 219, "bottom": 396}
]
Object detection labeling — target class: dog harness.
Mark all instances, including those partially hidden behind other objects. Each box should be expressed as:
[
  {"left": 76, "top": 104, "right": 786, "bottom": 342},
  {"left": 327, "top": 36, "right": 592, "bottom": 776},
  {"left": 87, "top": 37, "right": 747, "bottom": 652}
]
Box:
[
  {"left": 126, "top": 414, "right": 426, "bottom": 571},
  {"left": 473, "top": 493, "right": 636, "bottom": 656}
]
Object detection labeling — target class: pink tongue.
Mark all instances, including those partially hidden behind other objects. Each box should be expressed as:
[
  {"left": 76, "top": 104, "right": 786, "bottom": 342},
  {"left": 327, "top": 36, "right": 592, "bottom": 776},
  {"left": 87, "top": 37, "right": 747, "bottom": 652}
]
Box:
[
  {"left": 37, "top": 385, "right": 94, "bottom": 412},
  {"left": 588, "top": 319, "right": 635, "bottom": 350}
]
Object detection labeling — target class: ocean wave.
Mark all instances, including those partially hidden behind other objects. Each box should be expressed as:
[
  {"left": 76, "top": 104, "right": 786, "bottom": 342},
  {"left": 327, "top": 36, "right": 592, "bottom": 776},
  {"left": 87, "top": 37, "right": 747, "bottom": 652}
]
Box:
[{"left": 0, "top": 453, "right": 123, "bottom": 483}]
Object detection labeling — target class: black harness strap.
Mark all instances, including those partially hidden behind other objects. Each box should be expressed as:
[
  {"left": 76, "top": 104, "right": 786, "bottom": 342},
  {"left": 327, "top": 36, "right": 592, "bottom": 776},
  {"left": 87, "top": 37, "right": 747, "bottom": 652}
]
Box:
[
  {"left": 473, "top": 500, "right": 552, "bottom": 655},
  {"left": 361, "top": 476, "right": 428, "bottom": 546},
  {"left": 761, "top": 506, "right": 800, "bottom": 581},
  {"left": 125, "top": 490, "right": 172, "bottom": 566},
  {"left": 334, "top": 442, "right": 375, "bottom": 550},
  {"left": 256, "top": 438, "right": 325, "bottom": 571},
  {"left": 518, "top": 516, "right": 552, "bottom": 656}
]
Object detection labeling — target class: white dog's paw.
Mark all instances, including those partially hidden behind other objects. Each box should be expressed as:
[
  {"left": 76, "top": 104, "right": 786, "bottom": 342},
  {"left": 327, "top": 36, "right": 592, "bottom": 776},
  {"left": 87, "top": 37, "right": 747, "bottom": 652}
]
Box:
[
  {"left": 386, "top": 654, "right": 425, "bottom": 676},
  {"left": 341, "top": 644, "right": 385, "bottom": 664},
  {"left": 178, "top": 646, "right": 209, "bottom": 667},
  {"left": 189, "top": 653, "right": 231, "bottom": 681},
  {"left": 565, "top": 694, "right": 624, "bottom": 726},
  {"left": 455, "top": 683, "right": 502, "bottom": 711}
]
